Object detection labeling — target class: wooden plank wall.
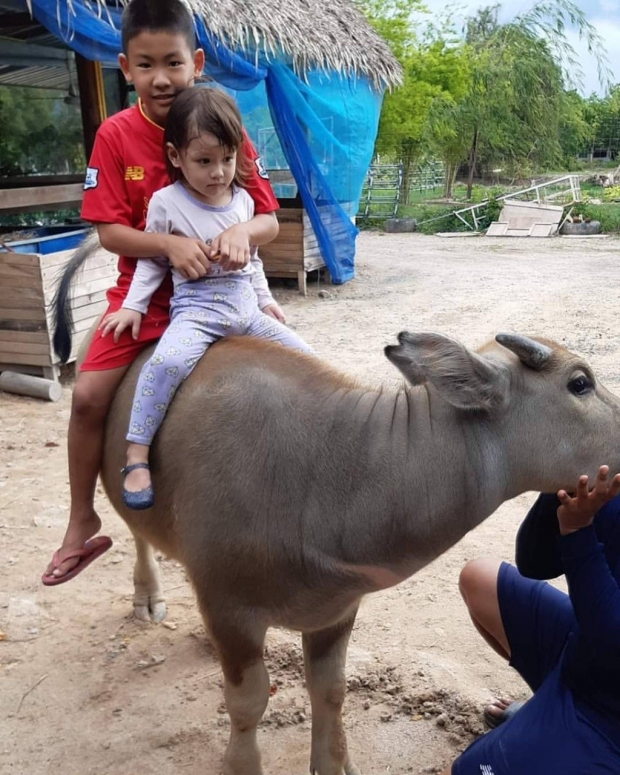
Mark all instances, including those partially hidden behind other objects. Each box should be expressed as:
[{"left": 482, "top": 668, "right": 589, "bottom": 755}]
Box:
[
  {"left": 0, "top": 247, "right": 116, "bottom": 375},
  {"left": 260, "top": 207, "right": 325, "bottom": 285}
]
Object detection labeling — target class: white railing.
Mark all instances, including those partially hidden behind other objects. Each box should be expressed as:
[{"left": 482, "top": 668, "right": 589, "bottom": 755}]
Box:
[{"left": 451, "top": 175, "right": 581, "bottom": 231}]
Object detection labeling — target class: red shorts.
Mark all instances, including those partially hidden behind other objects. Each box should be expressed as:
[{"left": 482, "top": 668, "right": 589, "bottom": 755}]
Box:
[{"left": 80, "top": 285, "right": 170, "bottom": 372}]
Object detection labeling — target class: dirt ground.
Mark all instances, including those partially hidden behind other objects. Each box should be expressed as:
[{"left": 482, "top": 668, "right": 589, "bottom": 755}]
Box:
[{"left": 2, "top": 230, "right": 620, "bottom": 775}]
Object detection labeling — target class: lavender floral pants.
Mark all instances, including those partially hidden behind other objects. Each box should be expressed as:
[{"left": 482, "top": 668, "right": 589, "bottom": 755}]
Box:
[{"left": 127, "top": 276, "right": 312, "bottom": 445}]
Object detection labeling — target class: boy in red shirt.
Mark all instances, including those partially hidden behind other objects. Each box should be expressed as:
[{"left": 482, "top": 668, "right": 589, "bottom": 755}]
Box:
[{"left": 42, "top": 0, "right": 282, "bottom": 584}]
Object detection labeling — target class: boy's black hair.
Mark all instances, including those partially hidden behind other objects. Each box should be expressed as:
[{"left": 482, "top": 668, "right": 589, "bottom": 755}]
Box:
[
  {"left": 121, "top": 0, "right": 196, "bottom": 54},
  {"left": 164, "top": 88, "right": 252, "bottom": 186}
]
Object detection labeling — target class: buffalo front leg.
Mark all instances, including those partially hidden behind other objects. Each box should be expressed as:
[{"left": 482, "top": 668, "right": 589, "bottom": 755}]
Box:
[
  {"left": 302, "top": 608, "right": 361, "bottom": 775},
  {"left": 210, "top": 612, "right": 269, "bottom": 775},
  {"left": 131, "top": 533, "right": 166, "bottom": 623}
]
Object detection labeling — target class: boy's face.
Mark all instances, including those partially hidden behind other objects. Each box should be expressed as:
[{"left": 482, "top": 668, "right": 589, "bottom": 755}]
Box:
[{"left": 119, "top": 31, "right": 205, "bottom": 127}]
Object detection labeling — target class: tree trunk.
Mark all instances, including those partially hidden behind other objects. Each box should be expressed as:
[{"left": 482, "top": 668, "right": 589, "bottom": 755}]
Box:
[
  {"left": 443, "top": 162, "right": 453, "bottom": 199},
  {"left": 400, "top": 148, "right": 416, "bottom": 206},
  {"left": 466, "top": 128, "right": 478, "bottom": 201}
]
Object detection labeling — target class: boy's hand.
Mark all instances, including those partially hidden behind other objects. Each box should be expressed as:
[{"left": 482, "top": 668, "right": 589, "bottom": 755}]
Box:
[
  {"left": 262, "top": 303, "right": 286, "bottom": 323},
  {"left": 165, "top": 235, "right": 212, "bottom": 280},
  {"left": 210, "top": 224, "right": 251, "bottom": 272},
  {"left": 99, "top": 308, "right": 143, "bottom": 342},
  {"left": 557, "top": 466, "right": 620, "bottom": 535}
]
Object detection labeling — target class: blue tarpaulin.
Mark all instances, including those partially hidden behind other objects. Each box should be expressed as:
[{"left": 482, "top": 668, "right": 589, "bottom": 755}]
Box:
[{"left": 29, "top": 0, "right": 384, "bottom": 283}]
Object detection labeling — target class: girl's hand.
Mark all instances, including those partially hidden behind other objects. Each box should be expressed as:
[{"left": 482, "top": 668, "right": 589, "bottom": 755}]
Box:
[
  {"left": 99, "top": 308, "right": 143, "bottom": 342},
  {"left": 262, "top": 303, "right": 286, "bottom": 323},
  {"left": 557, "top": 466, "right": 620, "bottom": 535},
  {"left": 165, "top": 234, "right": 212, "bottom": 280},
  {"left": 210, "top": 224, "right": 251, "bottom": 271}
]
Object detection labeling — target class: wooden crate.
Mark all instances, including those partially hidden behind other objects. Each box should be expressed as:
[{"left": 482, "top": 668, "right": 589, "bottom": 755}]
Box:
[
  {"left": 0, "top": 247, "right": 116, "bottom": 381},
  {"left": 260, "top": 206, "right": 326, "bottom": 296}
]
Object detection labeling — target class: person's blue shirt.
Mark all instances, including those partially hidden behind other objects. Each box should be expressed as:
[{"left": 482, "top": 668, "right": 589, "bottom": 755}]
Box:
[{"left": 516, "top": 492, "right": 620, "bottom": 744}]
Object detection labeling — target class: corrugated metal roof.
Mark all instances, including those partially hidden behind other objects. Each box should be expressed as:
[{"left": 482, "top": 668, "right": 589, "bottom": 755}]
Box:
[
  {"left": 0, "top": 63, "right": 71, "bottom": 89},
  {"left": 0, "top": 2, "right": 74, "bottom": 90}
]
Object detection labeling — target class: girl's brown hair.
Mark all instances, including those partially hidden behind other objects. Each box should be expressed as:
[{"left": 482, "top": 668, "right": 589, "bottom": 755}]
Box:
[{"left": 164, "top": 88, "right": 252, "bottom": 186}]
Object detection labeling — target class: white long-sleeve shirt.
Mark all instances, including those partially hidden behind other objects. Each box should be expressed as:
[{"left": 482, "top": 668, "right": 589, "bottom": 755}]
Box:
[{"left": 122, "top": 181, "right": 274, "bottom": 315}]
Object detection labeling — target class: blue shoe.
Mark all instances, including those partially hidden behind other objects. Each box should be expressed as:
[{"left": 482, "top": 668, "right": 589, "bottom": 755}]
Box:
[{"left": 121, "top": 463, "right": 154, "bottom": 510}]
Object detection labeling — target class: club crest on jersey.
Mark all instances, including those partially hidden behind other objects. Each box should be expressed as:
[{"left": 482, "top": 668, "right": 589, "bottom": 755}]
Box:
[
  {"left": 254, "top": 156, "right": 269, "bottom": 180},
  {"left": 84, "top": 167, "right": 99, "bottom": 190}
]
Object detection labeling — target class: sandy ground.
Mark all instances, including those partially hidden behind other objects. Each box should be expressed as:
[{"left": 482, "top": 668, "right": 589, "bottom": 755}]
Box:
[{"left": 2, "top": 231, "right": 620, "bottom": 775}]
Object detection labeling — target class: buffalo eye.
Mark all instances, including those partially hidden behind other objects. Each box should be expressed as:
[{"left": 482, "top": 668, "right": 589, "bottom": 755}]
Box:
[{"left": 568, "top": 374, "right": 594, "bottom": 396}]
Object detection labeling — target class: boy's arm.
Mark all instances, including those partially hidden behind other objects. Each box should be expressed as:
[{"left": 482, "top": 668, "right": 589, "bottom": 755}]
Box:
[
  {"left": 515, "top": 493, "right": 564, "bottom": 579},
  {"left": 561, "top": 526, "right": 620, "bottom": 658},
  {"left": 240, "top": 131, "right": 279, "bottom": 246},
  {"left": 557, "top": 468, "right": 620, "bottom": 657},
  {"left": 96, "top": 223, "right": 212, "bottom": 282}
]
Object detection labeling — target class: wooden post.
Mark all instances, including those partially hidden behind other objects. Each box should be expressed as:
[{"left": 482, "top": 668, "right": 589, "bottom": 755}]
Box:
[{"left": 75, "top": 55, "right": 107, "bottom": 160}]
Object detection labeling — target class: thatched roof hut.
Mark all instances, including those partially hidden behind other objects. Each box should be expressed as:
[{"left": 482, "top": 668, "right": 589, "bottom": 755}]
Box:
[{"left": 65, "top": 0, "right": 401, "bottom": 90}]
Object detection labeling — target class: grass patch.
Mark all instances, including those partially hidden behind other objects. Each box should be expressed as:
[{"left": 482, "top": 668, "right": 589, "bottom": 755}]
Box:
[{"left": 572, "top": 202, "right": 620, "bottom": 233}]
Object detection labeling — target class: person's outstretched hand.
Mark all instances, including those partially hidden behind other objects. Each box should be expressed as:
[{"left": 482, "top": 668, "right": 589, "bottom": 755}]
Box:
[{"left": 557, "top": 466, "right": 620, "bottom": 535}]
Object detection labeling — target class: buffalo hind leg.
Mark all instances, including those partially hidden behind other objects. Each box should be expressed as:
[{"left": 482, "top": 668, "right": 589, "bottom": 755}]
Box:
[
  {"left": 131, "top": 533, "right": 166, "bottom": 623},
  {"left": 303, "top": 607, "right": 361, "bottom": 775},
  {"left": 209, "top": 611, "right": 269, "bottom": 775}
]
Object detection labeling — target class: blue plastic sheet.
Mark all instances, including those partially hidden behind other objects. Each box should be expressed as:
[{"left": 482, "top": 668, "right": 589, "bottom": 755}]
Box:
[{"left": 29, "top": 0, "right": 385, "bottom": 283}]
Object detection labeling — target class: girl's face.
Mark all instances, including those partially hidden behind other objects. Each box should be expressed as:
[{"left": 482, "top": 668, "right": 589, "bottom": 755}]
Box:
[{"left": 167, "top": 131, "right": 237, "bottom": 205}]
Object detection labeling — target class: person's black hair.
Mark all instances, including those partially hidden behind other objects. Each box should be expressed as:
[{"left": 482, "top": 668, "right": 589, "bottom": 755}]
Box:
[
  {"left": 164, "top": 88, "right": 252, "bottom": 185},
  {"left": 121, "top": 0, "right": 196, "bottom": 54}
]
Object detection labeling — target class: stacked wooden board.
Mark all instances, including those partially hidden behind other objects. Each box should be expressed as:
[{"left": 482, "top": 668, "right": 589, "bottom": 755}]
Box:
[
  {"left": 0, "top": 246, "right": 116, "bottom": 381},
  {"left": 259, "top": 207, "right": 325, "bottom": 295}
]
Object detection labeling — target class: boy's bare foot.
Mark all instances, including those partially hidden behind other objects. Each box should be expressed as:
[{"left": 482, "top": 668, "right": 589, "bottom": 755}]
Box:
[{"left": 44, "top": 510, "right": 102, "bottom": 579}]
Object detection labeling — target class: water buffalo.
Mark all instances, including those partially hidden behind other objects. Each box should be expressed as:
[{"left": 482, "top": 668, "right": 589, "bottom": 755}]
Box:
[{"left": 79, "top": 328, "right": 620, "bottom": 775}]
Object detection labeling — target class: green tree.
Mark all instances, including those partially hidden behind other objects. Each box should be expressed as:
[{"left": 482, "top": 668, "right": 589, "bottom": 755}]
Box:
[
  {"left": 0, "top": 86, "right": 85, "bottom": 177},
  {"left": 456, "top": 0, "right": 610, "bottom": 197},
  {"left": 558, "top": 90, "right": 592, "bottom": 165},
  {"left": 358, "top": 0, "right": 611, "bottom": 203},
  {"left": 356, "top": 0, "right": 470, "bottom": 203}
]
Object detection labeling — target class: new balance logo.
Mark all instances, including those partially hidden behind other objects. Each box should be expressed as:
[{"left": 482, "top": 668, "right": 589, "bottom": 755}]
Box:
[
  {"left": 125, "top": 165, "right": 144, "bottom": 181},
  {"left": 480, "top": 765, "right": 495, "bottom": 775}
]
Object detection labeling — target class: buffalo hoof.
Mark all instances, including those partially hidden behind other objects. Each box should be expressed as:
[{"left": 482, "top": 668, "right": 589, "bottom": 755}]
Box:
[
  {"left": 134, "top": 596, "right": 167, "bottom": 623},
  {"left": 310, "top": 761, "right": 361, "bottom": 775}
]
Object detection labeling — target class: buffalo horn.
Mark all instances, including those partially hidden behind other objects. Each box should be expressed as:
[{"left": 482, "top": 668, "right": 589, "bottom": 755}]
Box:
[{"left": 495, "top": 333, "right": 552, "bottom": 370}]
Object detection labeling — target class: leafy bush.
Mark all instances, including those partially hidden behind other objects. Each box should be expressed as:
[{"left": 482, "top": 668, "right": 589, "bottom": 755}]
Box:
[
  {"left": 602, "top": 186, "right": 620, "bottom": 202},
  {"left": 570, "top": 202, "right": 620, "bottom": 233}
]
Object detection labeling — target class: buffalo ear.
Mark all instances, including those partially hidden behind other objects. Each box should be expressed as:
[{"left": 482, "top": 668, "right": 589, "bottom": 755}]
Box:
[
  {"left": 385, "top": 331, "right": 508, "bottom": 411},
  {"left": 495, "top": 333, "right": 552, "bottom": 370}
]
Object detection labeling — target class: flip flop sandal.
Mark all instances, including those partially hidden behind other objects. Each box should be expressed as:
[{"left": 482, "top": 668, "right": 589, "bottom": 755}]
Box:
[
  {"left": 121, "top": 462, "right": 154, "bottom": 510},
  {"left": 483, "top": 700, "right": 526, "bottom": 729},
  {"left": 41, "top": 535, "right": 113, "bottom": 587}
]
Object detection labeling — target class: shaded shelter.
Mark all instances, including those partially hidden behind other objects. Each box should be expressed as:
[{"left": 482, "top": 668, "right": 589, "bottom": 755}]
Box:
[{"left": 1, "top": 0, "right": 401, "bottom": 282}]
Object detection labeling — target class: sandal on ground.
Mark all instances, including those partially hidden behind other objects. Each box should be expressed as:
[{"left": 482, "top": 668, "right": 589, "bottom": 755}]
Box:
[
  {"left": 41, "top": 535, "right": 113, "bottom": 587},
  {"left": 483, "top": 700, "right": 526, "bottom": 729},
  {"left": 121, "top": 463, "right": 154, "bottom": 510}
]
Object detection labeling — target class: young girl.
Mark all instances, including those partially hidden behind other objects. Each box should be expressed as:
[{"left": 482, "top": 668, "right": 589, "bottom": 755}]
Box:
[{"left": 100, "top": 88, "right": 313, "bottom": 509}]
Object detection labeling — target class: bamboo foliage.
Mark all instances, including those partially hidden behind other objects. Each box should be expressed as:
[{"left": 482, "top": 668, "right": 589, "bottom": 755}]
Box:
[{"left": 61, "top": 0, "right": 402, "bottom": 90}]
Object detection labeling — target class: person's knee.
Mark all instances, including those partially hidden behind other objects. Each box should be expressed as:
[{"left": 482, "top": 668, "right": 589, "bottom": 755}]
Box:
[
  {"left": 71, "top": 375, "right": 115, "bottom": 420},
  {"left": 459, "top": 558, "right": 501, "bottom": 611}
]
